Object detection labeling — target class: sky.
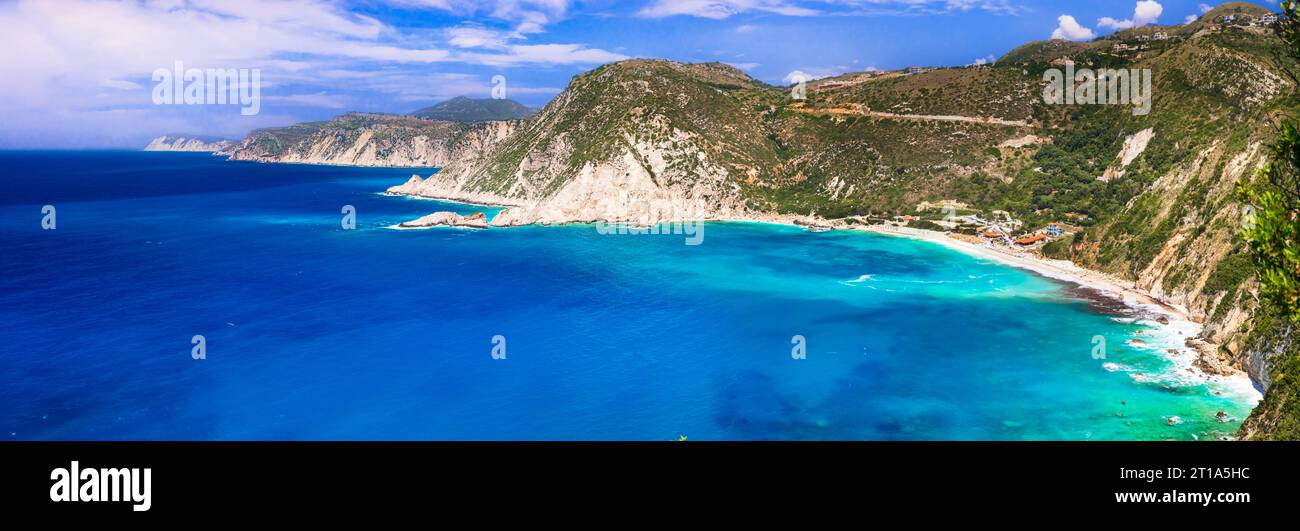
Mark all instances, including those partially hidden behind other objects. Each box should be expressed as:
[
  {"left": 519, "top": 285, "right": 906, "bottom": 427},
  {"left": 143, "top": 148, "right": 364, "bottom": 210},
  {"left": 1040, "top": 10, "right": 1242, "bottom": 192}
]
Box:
[{"left": 0, "top": 0, "right": 1259, "bottom": 148}]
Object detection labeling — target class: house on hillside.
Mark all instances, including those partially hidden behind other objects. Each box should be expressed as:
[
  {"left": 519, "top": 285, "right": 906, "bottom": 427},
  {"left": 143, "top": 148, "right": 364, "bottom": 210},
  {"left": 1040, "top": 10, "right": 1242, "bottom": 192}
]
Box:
[
  {"left": 1261, "top": 14, "right": 1279, "bottom": 25},
  {"left": 1015, "top": 234, "right": 1049, "bottom": 246},
  {"left": 906, "top": 66, "right": 925, "bottom": 74}
]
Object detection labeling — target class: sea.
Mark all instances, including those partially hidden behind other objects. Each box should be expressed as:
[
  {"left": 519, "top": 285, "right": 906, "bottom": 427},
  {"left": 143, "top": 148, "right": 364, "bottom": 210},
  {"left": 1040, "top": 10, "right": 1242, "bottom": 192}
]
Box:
[{"left": 0, "top": 150, "right": 1260, "bottom": 440}]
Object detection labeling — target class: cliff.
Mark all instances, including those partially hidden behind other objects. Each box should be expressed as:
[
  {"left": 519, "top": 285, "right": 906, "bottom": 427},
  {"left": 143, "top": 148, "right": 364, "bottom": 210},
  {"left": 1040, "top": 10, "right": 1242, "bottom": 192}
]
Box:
[
  {"left": 226, "top": 113, "right": 519, "bottom": 167},
  {"left": 143, "top": 135, "right": 234, "bottom": 153}
]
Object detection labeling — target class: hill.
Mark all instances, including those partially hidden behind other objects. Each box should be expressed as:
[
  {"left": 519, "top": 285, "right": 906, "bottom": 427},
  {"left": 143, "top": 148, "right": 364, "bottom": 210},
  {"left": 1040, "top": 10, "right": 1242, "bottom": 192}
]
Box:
[
  {"left": 226, "top": 113, "right": 518, "bottom": 167},
  {"left": 409, "top": 97, "right": 537, "bottom": 122}
]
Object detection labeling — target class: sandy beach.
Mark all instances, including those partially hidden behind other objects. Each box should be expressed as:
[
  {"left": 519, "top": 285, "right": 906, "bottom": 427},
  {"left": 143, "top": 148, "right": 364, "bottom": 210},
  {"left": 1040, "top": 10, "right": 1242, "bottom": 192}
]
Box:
[
  {"left": 385, "top": 191, "right": 1260, "bottom": 399},
  {"left": 843, "top": 224, "right": 1259, "bottom": 401}
]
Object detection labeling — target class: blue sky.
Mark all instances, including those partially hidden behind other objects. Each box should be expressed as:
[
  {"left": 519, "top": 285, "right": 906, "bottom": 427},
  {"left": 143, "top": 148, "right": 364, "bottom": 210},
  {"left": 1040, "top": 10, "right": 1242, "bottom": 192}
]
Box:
[{"left": 0, "top": 1, "right": 1259, "bottom": 147}]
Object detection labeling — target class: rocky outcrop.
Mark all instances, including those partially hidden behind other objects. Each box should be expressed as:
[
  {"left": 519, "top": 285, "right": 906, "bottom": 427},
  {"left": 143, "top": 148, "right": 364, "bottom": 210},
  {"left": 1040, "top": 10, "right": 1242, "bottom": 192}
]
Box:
[
  {"left": 1236, "top": 310, "right": 1300, "bottom": 440},
  {"left": 1101, "top": 128, "right": 1154, "bottom": 181},
  {"left": 397, "top": 211, "right": 489, "bottom": 229},
  {"left": 144, "top": 135, "right": 234, "bottom": 152},
  {"left": 388, "top": 61, "right": 767, "bottom": 226},
  {"left": 390, "top": 128, "right": 750, "bottom": 228}
]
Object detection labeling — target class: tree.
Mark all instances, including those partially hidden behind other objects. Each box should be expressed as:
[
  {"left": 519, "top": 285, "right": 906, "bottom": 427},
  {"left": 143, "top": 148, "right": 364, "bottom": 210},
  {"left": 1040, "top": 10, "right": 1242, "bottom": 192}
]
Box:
[{"left": 1239, "top": 1, "right": 1300, "bottom": 320}]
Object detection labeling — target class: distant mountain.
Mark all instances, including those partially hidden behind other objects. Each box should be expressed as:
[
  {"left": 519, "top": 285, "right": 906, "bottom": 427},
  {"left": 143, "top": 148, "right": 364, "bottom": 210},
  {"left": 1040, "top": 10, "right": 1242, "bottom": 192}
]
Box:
[
  {"left": 408, "top": 97, "right": 536, "bottom": 122},
  {"left": 225, "top": 113, "right": 517, "bottom": 167},
  {"left": 221, "top": 99, "right": 535, "bottom": 167},
  {"left": 143, "top": 135, "right": 234, "bottom": 153}
]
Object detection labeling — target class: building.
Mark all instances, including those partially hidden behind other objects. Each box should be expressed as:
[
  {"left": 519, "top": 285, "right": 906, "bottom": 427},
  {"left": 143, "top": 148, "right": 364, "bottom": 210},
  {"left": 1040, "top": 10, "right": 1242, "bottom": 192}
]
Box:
[
  {"left": 1261, "top": 14, "right": 1279, "bottom": 25},
  {"left": 906, "top": 66, "right": 925, "bottom": 74},
  {"left": 1223, "top": 15, "right": 1236, "bottom": 24},
  {"left": 1015, "top": 234, "right": 1049, "bottom": 246}
]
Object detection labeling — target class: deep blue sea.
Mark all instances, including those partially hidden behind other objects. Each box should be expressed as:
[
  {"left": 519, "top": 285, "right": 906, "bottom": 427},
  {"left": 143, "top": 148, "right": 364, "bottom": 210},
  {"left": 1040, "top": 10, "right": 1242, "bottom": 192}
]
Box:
[{"left": 0, "top": 151, "right": 1259, "bottom": 440}]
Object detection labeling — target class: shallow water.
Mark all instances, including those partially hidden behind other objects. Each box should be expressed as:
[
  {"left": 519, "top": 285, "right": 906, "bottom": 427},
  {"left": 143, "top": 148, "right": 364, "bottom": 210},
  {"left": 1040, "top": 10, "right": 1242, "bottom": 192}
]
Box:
[{"left": 0, "top": 151, "right": 1258, "bottom": 440}]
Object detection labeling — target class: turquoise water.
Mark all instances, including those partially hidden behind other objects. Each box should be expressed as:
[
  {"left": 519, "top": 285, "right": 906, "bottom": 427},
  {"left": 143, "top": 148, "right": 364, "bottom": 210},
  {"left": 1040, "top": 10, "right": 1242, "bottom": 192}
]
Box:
[{"left": 0, "top": 151, "right": 1258, "bottom": 440}]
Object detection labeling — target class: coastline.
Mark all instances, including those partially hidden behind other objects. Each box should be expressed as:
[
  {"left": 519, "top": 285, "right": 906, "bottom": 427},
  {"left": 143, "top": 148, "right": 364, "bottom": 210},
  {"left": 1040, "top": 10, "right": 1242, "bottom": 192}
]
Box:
[
  {"left": 383, "top": 189, "right": 1261, "bottom": 404},
  {"left": 380, "top": 190, "right": 519, "bottom": 210},
  {"left": 854, "top": 224, "right": 1261, "bottom": 402},
  {"left": 384, "top": 189, "right": 1185, "bottom": 319}
]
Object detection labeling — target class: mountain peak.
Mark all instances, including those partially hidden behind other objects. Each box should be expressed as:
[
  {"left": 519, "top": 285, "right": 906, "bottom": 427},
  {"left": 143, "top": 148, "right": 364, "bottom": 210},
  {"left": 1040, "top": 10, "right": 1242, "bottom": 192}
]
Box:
[{"left": 409, "top": 97, "right": 536, "bottom": 122}]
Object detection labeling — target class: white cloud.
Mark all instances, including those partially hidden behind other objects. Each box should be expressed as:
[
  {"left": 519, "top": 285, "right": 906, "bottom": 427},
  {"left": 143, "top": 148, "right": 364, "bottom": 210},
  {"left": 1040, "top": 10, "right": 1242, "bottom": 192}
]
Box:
[
  {"left": 0, "top": 0, "right": 622, "bottom": 147},
  {"left": 1185, "top": 3, "right": 1212, "bottom": 24},
  {"left": 640, "top": 1, "right": 818, "bottom": 20},
  {"left": 1051, "top": 15, "right": 1096, "bottom": 41},
  {"left": 457, "top": 44, "right": 629, "bottom": 67},
  {"left": 1098, "top": 0, "right": 1163, "bottom": 30},
  {"left": 263, "top": 91, "right": 349, "bottom": 109},
  {"left": 393, "top": 0, "right": 573, "bottom": 33},
  {"left": 783, "top": 66, "right": 848, "bottom": 84},
  {"left": 969, "top": 54, "right": 996, "bottom": 66},
  {"left": 784, "top": 69, "right": 817, "bottom": 84},
  {"left": 447, "top": 26, "right": 515, "bottom": 49},
  {"left": 944, "top": 0, "right": 1018, "bottom": 15}
]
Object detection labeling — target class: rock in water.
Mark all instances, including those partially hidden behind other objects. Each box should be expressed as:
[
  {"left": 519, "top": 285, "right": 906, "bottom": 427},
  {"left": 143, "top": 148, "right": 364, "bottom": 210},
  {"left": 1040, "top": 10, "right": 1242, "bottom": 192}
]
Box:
[{"left": 398, "top": 211, "right": 489, "bottom": 229}]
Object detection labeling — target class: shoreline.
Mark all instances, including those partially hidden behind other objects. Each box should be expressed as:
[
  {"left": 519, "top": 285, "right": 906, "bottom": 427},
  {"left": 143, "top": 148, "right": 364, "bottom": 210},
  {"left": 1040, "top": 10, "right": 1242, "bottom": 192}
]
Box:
[
  {"left": 384, "top": 191, "right": 1261, "bottom": 402},
  {"left": 380, "top": 191, "right": 518, "bottom": 210}
]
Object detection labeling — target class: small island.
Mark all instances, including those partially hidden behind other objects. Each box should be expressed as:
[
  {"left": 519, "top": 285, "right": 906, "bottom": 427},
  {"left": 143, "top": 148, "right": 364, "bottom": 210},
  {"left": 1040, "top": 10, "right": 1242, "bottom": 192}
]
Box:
[{"left": 396, "top": 211, "right": 489, "bottom": 229}]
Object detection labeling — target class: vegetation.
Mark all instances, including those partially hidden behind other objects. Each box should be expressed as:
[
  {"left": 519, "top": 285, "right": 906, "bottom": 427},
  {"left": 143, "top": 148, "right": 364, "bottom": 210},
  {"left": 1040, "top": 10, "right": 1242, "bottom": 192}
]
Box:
[
  {"left": 409, "top": 97, "right": 536, "bottom": 122},
  {"left": 1238, "top": 120, "right": 1300, "bottom": 317},
  {"left": 1233, "top": 0, "right": 1300, "bottom": 440}
]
